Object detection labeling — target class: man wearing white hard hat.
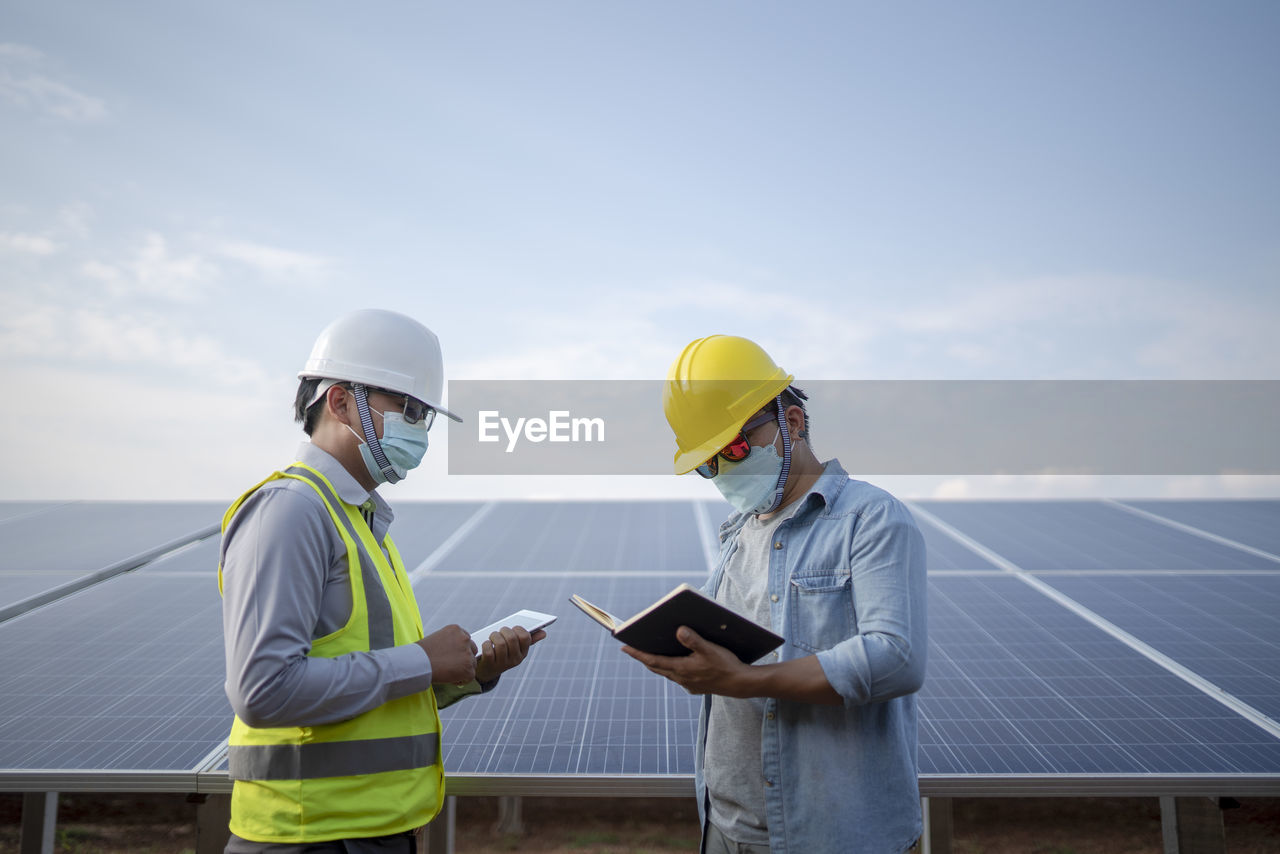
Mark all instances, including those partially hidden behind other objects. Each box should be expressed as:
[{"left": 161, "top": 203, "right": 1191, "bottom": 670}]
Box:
[{"left": 218, "top": 309, "right": 544, "bottom": 852}]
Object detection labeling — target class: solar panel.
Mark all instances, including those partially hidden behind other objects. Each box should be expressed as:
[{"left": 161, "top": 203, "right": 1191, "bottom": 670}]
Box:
[
  {"left": 420, "top": 572, "right": 1280, "bottom": 782},
  {"left": 2, "top": 497, "right": 1278, "bottom": 803},
  {"left": 128, "top": 502, "right": 490, "bottom": 576},
  {"left": 0, "top": 573, "right": 84, "bottom": 608},
  {"left": 913, "top": 500, "right": 1275, "bottom": 571},
  {"left": 1, "top": 501, "right": 672, "bottom": 778},
  {"left": 0, "top": 502, "right": 67, "bottom": 524},
  {"left": 0, "top": 502, "right": 221, "bottom": 605},
  {"left": 1119, "top": 500, "right": 1280, "bottom": 559},
  {"left": 424, "top": 571, "right": 706, "bottom": 778},
  {"left": 427, "top": 501, "right": 706, "bottom": 574},
  {"left": 423, "top": 573, "right": 710, "bottom": 776},
  {"left": 382, "top": 502, "right": 493, "bottom": 570},
  {"left": 1032, "top": 574, "right": 1280, "bottom": 722},
  {"left": 915, "top": 516, "right": 1002, "bottom": 573},
  {"left": 0, "top": 542, "right": 228, "bottom": 772},
  {"left": 920, "top": 575, "right": 1280, "bottom": 775},
  {"left": 697, "top": 500, "right": 732, "bottom": 535}
]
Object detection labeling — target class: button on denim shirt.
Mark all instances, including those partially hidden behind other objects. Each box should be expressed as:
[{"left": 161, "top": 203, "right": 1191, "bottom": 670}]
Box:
[{"left": 696, "top": 459, "right": 928, "bottom": 854}]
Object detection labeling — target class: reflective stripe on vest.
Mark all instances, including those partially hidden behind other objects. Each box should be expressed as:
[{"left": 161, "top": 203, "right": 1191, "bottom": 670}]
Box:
[
  {"left": 283, "top": 465, "right": 395, "bottom": 650},
  {"left": 229, "top": 732, "right": 441, "bottom": 781}
]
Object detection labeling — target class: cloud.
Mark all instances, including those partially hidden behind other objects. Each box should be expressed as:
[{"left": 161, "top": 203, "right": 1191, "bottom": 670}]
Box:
[
  {"left": 215, "top": 239, "right": 331, "bottom": 280},
  {"left": 0, "top": 43, "right": 43, "bottom": 62},
  {"left": 0, "top": 362, "right": 297, "bottom": 500},
  {"left": 80, "top": 232, "right": 216, "bottom": 301},
  {"left": 1150, "top": 475, "right": 1280, "bottom": 499},
  {"left": 452, "top": 297, "right": 689, "bottom": 382},
  {"left": 0, "top": 43, "right": 107, "bottom": 122},
  {"left": 878, "top": 274, "right": 1280, "bottom": 378},
  {"left": 57, "top": 202, "right": 93, "bottom": 238},
  {"left": 910, "top": 474, "right": 1280, "bottom": 500},
  {"left": 74, "top": 230, "right": 331, "bottom": 300},
  {"left": 0, "top": 295, "right": 267, "bottom": 388},
  {"left": 931, "top": 478, "right": 972, "bottom": 499},
  {"left": 0, "top": 43, "right": 42, "bottom": 64},
  {"left": 449, "top": 270, "right": 1280, "bottom": 395},
  {"left": 0, "top": 231, "right": 58, "bottom": 255},
  {"left": 449, "top": 276, "right": 883, "bottom": 382}
]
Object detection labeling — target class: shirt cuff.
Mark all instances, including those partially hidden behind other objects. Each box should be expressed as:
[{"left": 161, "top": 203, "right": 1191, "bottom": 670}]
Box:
[
  {"left": 815, "top": 646, "right": 868, "bottom": 707},
  {"left": 387, "top": 641, "right": 435, "bottom": 696}
]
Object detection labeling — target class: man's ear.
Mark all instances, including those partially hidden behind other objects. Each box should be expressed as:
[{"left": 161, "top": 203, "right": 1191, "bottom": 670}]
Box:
[
  {"left": 325, "top": 384, "right": 350, "bottom": 422},
  {"left": 786, "top": 404, "right": 806, "bottom": 439}
]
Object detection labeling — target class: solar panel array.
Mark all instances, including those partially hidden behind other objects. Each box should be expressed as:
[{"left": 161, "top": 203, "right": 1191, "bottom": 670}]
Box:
[
  {"left": 0, "top": 495, "right": 1277, "bottom": 797},
  {"left": 0, "top": 501, "right": 222, "bottom": 611}
]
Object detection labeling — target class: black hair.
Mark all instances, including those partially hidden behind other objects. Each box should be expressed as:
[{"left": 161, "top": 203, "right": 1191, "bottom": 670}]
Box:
[
  {"left": 294, "top": 377, "right": 325, "bottom": 436},
  {"left": 747, "top": 384, "right": 811, "bottom": 440},
  {"left": 780, "top": 384, "right": 811, "bottom": 439}
]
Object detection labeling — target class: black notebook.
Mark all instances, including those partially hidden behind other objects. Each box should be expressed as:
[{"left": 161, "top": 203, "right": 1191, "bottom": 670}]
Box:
[{"left": 570, "top": 583, "right": 784, "bottom": 664}]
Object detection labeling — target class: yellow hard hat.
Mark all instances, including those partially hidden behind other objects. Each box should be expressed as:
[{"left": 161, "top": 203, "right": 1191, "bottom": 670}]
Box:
[{"left": 663, "top": 335, "right": 794, "bottom": 475}]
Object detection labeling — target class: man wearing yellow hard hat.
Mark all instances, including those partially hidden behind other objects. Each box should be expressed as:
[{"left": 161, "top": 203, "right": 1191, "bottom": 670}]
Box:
[
  {"left": 626, "top": 334, "right": 928, "bottom": 853},
  {"left": 218, "top": 310, "right": 545, "bottom": 853}
]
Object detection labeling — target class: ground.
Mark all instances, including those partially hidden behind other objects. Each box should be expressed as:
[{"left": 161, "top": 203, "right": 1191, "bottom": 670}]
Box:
[{"left": 1, "top": 793, "right": 1278, "bottom": 853}]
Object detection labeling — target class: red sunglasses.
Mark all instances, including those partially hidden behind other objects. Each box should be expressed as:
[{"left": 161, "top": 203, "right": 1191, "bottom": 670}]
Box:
[{"left": 695, "top": 411, "right": 778, "bottom": 478}]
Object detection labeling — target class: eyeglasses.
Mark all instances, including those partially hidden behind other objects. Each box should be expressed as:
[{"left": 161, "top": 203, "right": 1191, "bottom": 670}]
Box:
[
  {"left": 396, "top": 396, "right": 436, "bottom": 429},
  {"left": 695, "top": 411, "right": 777, "bottom": 478},
  {"left": 358, "top": 385, "right": 437, "bottom": 429}
]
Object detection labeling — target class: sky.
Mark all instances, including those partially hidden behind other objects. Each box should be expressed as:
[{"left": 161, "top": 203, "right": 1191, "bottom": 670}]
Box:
[{"left": 2, "top": 1, "right": 1278, "bottom": 503}]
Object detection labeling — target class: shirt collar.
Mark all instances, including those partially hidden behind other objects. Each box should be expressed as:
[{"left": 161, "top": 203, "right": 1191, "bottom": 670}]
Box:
[
  {"left": 717, "top": 458, "right": 849, "bottom": 541},
  {"left": 294, "top": 441, "right": 392, "bottom": 519},
  {"left": 806, "top": 457, "right": 850, "bottom": 509}
]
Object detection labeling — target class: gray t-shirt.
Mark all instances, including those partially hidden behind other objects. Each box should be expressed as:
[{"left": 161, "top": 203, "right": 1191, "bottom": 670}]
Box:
[{"left": 704, "top": 497, "right": 807, "bottom": 844}]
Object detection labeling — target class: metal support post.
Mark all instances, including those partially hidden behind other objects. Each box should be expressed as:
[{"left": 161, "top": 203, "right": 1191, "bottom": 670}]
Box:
[
  {"left": 19, "top": 791, "right": 58, "bottom": 854},
  {"left": 195, "top": 793, "right": 232, "bottom": 854},
  {"left": 921, "top": 796, "right": 952, "bottom": 854},
  {"left": 423, "top": 795, "right": 456, "bottom": 854},
  {"left": 1160, "top": 796, "right": 1225, "bottom": 854},
  {"left": 494, "top": 795, "right": 524, "bottom": 836}
]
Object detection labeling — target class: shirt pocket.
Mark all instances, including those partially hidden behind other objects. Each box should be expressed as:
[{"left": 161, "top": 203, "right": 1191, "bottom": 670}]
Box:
[{"left": 787, "top": 568, "right": 854, "bottom": 653}]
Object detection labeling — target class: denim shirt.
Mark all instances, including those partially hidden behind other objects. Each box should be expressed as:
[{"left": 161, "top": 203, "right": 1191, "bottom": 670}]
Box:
[{"left": 695, "top": 459, "right": 928, "bottom": 854}]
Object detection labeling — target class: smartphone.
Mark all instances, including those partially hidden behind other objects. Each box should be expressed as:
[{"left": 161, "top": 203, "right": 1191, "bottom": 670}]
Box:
[{"left": 469, "top": 609, "right": 557, "bottom": 651}]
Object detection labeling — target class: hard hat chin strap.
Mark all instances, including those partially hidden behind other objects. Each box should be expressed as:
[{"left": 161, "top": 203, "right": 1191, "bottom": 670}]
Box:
[
  {"left": 758, "top": 396, "right": 792, "bottom": 515},
  {"left": 351, "top": 383, "right": 403, "bottom": 484}
]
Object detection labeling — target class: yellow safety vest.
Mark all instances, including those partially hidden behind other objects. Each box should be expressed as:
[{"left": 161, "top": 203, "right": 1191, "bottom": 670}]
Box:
[{"left": 217, "top": 462, "right": 443, "bottom": 843}]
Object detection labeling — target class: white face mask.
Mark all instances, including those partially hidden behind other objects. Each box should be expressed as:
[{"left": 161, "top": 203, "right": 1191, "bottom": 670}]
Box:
[
  {"left": 713, "top": 427, "right": 787, "bottom": 514},
  {"left": 347, "top": 410, "right": 429, "bottom": 485}
]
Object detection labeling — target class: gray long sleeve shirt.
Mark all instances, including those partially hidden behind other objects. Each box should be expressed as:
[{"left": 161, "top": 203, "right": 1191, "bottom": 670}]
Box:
[{"left": 220, "top": 442, "right": 451, "bottom": 729}]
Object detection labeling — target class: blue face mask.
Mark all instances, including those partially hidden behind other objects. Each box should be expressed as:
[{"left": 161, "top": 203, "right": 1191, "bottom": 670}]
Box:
[
  {"left": 713, "top": 427, "right": 786, "bottom": 514},
  {"left": 348, "top": 410, "right": 429, "bottom": 485}
]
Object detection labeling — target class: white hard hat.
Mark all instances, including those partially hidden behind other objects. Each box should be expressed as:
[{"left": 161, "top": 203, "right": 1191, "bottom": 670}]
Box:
[{"left": 298, "top": 309, "right": 462, "bottom": 422}]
